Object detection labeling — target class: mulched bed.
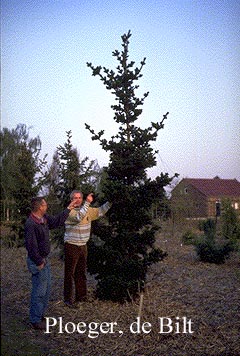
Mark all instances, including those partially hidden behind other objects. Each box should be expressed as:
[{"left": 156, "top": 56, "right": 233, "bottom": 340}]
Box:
[{"left": 1, "top": 222, "right": 240, "bottom": 356}]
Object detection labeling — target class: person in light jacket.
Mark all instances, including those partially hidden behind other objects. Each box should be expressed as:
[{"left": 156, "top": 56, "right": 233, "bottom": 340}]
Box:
[{"left": 64, "top": 190, "right": 112, "bottom": 307}]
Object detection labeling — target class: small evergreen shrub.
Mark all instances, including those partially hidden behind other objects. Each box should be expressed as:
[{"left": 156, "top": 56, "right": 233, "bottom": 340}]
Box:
[
  {"left": 198, "top": 218, "right": 216, "bottom": 240},
  {"left": 195, "top": 217, "right": 234, "bottom": 264},
  {"left": 195, "top": 237, "right": 234, "bottom": 264},
  {"left": 181, "top": 230, "right": 197, "bottom": 245}
]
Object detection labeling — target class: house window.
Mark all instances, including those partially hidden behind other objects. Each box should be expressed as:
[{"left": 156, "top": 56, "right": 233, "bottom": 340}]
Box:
[
  {"left": 216, "top": 201, "right": 221, "bottom": 217},
  {"left": 184, "top": 188, "right": 188, "bottom": 194},
  {"left": 234, "top": 202, "right": 239, "bottom": 210}
]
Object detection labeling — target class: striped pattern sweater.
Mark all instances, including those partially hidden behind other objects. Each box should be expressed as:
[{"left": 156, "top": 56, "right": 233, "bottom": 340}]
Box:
[{"left": 64, "top": 201, "right": 111, "bottom": 246}]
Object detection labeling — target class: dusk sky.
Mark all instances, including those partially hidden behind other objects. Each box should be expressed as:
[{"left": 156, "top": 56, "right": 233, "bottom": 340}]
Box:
[{"left": 2, "top": 0, "right": 240, "bottom": 183}]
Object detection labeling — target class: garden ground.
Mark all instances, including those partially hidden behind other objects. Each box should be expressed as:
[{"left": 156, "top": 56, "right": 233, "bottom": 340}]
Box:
[{"left": 1, "top": 220, "right": 240, "bottom": 356}]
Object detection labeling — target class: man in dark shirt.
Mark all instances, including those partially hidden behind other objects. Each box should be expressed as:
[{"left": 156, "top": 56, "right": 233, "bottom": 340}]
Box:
[{"left": 25, "top": 196, "right": 77, "bottom": 330}]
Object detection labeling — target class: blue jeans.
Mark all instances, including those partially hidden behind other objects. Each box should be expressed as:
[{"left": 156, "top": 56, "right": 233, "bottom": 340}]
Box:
[{"left": 27, "top": 257, "right": 51, "bottom": 324}]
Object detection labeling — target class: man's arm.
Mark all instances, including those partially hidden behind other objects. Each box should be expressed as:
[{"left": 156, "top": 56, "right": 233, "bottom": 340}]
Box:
[
  {"left": 46, "top": 194, "right": 93, "bottom": 228},
  {"left": 98, "top": 201, "right": 112, "bottom": 217},
  {"left": 46, "top": 208, "right": 72, "bottom": 229},
  {"left": 88, "top": 201, "right": 112, "bottom": 221}
]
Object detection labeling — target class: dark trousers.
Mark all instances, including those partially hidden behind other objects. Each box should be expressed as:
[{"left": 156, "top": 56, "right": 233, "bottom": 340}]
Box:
[{"left": 64, "top": 243, "right": 87, "bottom": 303}]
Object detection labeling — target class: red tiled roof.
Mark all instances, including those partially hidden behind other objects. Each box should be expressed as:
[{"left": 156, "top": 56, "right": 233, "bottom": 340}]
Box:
[{"left": 183, "top": 178, "right": 240, "bottom": 197}]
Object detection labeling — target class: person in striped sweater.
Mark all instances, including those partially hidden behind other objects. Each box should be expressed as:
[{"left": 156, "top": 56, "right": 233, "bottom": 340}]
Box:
[{"left": 63, "top": 190, "right": 112, "bottom": 307}]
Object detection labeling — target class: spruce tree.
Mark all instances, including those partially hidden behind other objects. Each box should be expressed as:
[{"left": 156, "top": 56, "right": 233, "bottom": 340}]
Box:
[
  {"left": 45, "top": 130, "right": 101, "bottom": 252},
  {"left": 47, "top": 130, "right": 101, "bottom": 208},
  {"left": 86, "top": 31, "right": 176, "bottom": 302}
]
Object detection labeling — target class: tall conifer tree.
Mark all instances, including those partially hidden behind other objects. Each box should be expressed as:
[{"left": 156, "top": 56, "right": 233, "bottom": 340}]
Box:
[{"left": 86, "top": 31, "right": 177, "bottom": 302}]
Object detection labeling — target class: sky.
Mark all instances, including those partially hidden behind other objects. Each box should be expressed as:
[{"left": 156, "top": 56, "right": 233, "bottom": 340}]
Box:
[{"left": 1, "top": 0, "right": 240, "bottom": 183}]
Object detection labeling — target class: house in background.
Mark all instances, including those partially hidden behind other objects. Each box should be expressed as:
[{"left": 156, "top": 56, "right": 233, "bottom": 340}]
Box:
[{"left": 170, "top": 177, "right": 240, "bottom": 219}]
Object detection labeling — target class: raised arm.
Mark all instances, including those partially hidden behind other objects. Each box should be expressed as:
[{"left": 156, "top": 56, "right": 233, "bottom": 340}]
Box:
[
  {"left": 98, "top": 201, "right": 112, "bottom": 217},
  {"left": 76, "top": 193, "right": 94, "bottom": 221},
  {"left": 67, "top": 193, "right": 94, "bottom": 223}
]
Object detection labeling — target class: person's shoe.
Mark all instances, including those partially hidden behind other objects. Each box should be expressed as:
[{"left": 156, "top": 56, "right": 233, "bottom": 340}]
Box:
[
  {"left": 75, "top": 296, "right": 88, "bottom": 303},
  {"left": 64, "top": 301, "right": 77, "bottom": 308},
  {"left": 31, "top": 321, "right": 46, "bottom": 330}
]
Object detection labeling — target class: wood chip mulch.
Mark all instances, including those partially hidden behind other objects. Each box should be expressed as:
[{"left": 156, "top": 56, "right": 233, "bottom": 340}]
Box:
[{"left": 1, "top": 224, "right": 240, "bottom": 356}]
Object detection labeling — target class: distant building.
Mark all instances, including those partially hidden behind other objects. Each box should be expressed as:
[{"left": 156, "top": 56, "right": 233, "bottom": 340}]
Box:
[{"left": 171, "top": 177, "right": 240, "bottom": 218}]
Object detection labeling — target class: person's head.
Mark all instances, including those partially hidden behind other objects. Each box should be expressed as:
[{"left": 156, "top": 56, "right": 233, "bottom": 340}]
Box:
[
  {"left": 31, "top": 197, "right": 48, "bottom": 216},
  {"left": 70, "top": 190, "right": 83, "bottom": 208}
]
